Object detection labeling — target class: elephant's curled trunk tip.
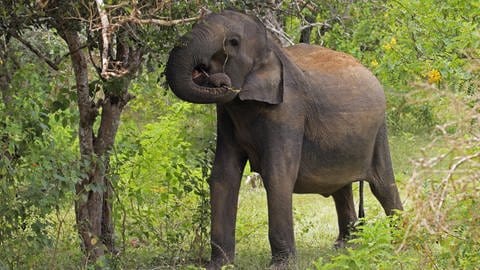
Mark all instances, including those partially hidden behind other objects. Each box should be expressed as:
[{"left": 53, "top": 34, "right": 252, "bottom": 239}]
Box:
[{"left": 166, "top": 45, "right": 239, "bottom": 104}]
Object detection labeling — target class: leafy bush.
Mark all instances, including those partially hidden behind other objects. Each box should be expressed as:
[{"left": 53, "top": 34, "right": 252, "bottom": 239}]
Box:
[
  {"left": 400, "top": 88, "right": 480, "bottom": 269},
  {"left": 113, "top": 98, "right": 216, "bottom": 267},
  {"left": 312, "top": 216, "right": 417, "bottom": 270},
  {"left": 0, "top": 63, "right": 79, "bottom": 267}
]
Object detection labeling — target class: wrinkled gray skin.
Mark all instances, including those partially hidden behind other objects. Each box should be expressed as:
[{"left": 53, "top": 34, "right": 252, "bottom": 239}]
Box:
[{"left": 165, "top": 10, "right": 403, "bottom": 269}]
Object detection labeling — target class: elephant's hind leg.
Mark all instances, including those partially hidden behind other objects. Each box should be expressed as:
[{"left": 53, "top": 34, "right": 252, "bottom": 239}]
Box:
[
  {"left": 332, "top": 183, "right": 358, "bottom": 248},
  {"left": 368, "top": 123, "right": 403, "bottom": 215}
]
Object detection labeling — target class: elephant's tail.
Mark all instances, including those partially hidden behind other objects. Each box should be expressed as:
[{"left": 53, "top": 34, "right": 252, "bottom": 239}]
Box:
[{"left": 358, "top": 180, "right": 365, "bottom": 219}]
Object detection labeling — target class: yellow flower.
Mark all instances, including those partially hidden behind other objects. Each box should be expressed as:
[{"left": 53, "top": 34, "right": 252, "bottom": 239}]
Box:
[
  {"left": 390, "top": 37, "right": 397, "bottom": 46},
  {"left": 371, "top": 59, "right": 379, "bottom": 68},
  {"left": 427, "top": 69, "right": 442, "bottom": 84},
  {"left": 151, "top": 186, "right": 166, "bottom": 193},
  {"left": 383, "top": 37, "right": 397, "bottom": 51}
]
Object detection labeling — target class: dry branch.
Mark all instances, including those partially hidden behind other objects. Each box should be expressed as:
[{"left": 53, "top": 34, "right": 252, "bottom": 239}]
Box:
[
  {"left": 88, "top": 2, "right": 203, "bottom": 79},
  {"left": 399, "top": 85, "right": 480, "bottom": 254},
  {"left": 95, "top": 0, "right": 112, "bottom": 79},
  {"left": 124, "top": 16, "right": 201, "bottom": 26}
]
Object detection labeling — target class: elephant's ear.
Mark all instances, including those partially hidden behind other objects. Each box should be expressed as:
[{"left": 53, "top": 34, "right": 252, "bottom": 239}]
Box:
[{"left": 238, "top": 50, "right": 283, "bottom": 105}]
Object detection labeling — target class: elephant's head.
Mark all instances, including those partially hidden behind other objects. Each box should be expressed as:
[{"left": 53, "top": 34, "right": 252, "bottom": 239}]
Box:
[{"left": 166, "top": 10, "right": 284, "bottom": 104}]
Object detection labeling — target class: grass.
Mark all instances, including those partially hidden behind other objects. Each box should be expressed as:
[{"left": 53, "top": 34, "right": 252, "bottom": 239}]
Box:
[{"left": 235, "top": 188, "right": 338, "bottom": 269}]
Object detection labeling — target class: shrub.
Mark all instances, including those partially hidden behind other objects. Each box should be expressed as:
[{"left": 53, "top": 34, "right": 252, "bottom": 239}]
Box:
[
  {"left": 114, "top": 101, "right": 215, "bottom": 267},
  {"left": 312, "top": 215, "right": 417, "bottom": 270},
  {"left": 400, "top": 87, "right": 480, "bottom": 269},
  {"left": 0, "top": 63, "right": 80, "bottom": 268}
]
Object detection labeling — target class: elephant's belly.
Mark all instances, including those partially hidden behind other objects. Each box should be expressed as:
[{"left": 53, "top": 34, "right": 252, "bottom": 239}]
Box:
[
  {"left": 294, "top": 167, "right": 366, "bottom": 196},
  {"left": 293, "top": 135, "right": 374, "bottom": 196}
]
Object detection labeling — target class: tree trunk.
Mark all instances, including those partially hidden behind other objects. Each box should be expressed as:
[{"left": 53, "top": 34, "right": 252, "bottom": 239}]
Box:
[
  {"left": 299, "top": 14, "right": 316, "bottom": 44},
  {"left": 60, "top": 28, "right": 104, "bottom": 261},
  {"left": 0, "top": 65, "right": 12, "bottom": 106},
  {"left": 59, "top": 26, "right": 136, "bottom": 263},
  {"left": 94, "top": 76, "right": 135, "bottom": 253}
]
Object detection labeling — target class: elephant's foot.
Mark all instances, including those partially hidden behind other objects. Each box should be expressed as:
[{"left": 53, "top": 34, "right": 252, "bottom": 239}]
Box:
[
  {"left": 205, "top": 261, "right": 223, "bottom": 270},
  {"left": 334, "top": 238, "right": 347, "bottom": 249},
  {"left": 205, "top": 262, "right": 218, "bottom": 270},
  {"left": 269, "top": 254, "right": 296, "bottom": 270},
  {"left": 334, "top": 232, "right": 357, "bottom": 249},
  {"left": 269, "top": 261, "right": 295, "bottom": 270},
  {"left": 334, "top": 220, "right": 361, "bottom": 249},
  {"left": 334, "top": 232, "right": 359, "bottom": 249},
  {"left": 206, "top": 258, "right": 234, "bottom": 270}
]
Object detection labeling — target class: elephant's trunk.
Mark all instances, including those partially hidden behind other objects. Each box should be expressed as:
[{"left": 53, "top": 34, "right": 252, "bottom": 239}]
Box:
[{"left": 165, "top": 35, "right": 238, "bottom": 104}]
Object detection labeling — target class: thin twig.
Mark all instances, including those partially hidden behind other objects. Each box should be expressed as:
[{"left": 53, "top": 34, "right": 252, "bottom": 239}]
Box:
[
  {"left": 299, "top": 22, "right": 332, "bottom": 31},
  {"left": 264, "top": 24, "right": 294, "bottom": 46},
  {"left": 53, "top": 43, "right": 89, "bottom": 67},
  {"left": 436, "top": 152, "right": 480, "bottom": 213}
]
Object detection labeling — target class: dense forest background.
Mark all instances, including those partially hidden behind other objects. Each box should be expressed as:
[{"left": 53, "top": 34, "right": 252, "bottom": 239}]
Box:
[{"left": 0, "top": 0, "right": 478, "bottom": 269}]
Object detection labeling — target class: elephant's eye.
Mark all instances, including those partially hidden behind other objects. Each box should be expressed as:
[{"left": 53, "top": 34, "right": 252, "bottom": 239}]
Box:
[{"left": 228, "top": 37, "right": 239, "bottom": 47}]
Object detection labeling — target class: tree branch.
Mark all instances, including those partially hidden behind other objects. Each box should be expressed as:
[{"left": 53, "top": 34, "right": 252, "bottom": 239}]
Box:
[
  {"left": 125, "top": 16, "right": 201, "bottom": 26},
  {"left": 55, "top": 43, "right": 90, "bottom": 66},
  {"left": 9, "top": 30, "right": 59, "bottom": 70},
  {"left": 299, "top": 22, "right": 332, "bottom": 31},
  {"left": 95, "top": 0, "right": 112, "bottom": 79},
  {"left": 264, "top": 24, "right": 294, "bottom": 46}
]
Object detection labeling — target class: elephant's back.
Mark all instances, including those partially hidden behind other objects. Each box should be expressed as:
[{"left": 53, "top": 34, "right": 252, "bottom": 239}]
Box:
[
  {"left": 285, "top": 44, "right": 362, "bottom": 73},
  {"left": 285, "top": 44, "right": 385, "bottom": 114}
]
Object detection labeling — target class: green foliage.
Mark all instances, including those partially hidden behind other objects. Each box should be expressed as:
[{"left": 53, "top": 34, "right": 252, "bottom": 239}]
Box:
[
  {"left": 400, "top": 90, "right": 480, "bottom": 270},
  {"left": 312, "top": 216, "right": 416, "bottom": 270},
  {"left": 111, "top": 85, "right": 216, "bottom": 266},
  {"left": 0, "top": 63, "right": 79, "bottom": 267}
]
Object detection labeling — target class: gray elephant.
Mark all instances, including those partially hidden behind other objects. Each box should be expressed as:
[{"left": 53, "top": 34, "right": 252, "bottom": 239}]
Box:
[{"left": 165, "top": 10, "right": 403, "bottom": 269}]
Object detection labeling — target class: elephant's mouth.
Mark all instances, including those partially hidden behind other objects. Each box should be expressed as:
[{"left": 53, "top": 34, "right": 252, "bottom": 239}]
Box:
[
  {"left": 192, "top": 64, "right": 232, "bottom": 89},
  {"left": 192, "top": 64, "right": 210, "bottom": 86}
]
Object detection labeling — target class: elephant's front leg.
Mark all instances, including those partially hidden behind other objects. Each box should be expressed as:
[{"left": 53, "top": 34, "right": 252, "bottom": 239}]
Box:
[
  {"left": 262, "top": 138, "right": 302, "bottom": 267},
  {"left": 208, "top": 108, "right": 247, "bottom": 269},
  {"left": 209, "top": 161, "right": 244, "bottom": 267},
  {"left": 265, "top": 184, "right": 295, "bottom": 266}
]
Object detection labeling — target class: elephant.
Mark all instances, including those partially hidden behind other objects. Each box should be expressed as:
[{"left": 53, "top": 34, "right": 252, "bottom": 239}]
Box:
[{"left": 165, "top": 10, "right": 403, "bottom": 269}]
